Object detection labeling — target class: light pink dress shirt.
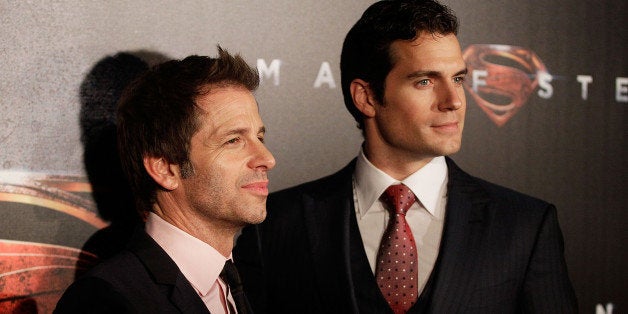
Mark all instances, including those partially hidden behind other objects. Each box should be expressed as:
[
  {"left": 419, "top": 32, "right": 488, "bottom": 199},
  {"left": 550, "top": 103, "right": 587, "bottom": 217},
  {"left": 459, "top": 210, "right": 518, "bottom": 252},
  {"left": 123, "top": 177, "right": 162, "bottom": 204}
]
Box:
[{"left": 145, "top": 212, "right": 237, "bottom": 314}]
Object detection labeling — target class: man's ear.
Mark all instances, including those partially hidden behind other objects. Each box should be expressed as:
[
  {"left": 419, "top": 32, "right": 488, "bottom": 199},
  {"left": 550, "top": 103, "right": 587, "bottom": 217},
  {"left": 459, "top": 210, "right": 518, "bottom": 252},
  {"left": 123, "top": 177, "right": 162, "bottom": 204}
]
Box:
[
  {"left": 143, "top": 156, "right": 180, "bottom": 191},
  {"left": 350, "top": 79, "right": 377, "bottom": 118}
]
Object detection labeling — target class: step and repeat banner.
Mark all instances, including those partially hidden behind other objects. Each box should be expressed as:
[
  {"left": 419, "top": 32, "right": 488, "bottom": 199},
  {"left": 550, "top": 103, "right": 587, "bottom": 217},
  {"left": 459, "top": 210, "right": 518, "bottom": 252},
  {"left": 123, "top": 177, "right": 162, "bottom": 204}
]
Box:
[{"left": 0, "top": 1, "right": 625, "bottom": 313}]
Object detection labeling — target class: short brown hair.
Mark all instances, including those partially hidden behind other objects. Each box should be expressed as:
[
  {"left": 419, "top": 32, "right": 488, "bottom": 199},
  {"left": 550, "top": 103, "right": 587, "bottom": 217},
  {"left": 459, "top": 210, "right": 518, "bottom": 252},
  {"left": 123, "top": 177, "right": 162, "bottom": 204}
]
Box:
[
  {"left": 341, "top": 0, "right": 458, "bottom": 130},
  {"left": 117, "top": 46, "right": 259, "bottom": 213}
]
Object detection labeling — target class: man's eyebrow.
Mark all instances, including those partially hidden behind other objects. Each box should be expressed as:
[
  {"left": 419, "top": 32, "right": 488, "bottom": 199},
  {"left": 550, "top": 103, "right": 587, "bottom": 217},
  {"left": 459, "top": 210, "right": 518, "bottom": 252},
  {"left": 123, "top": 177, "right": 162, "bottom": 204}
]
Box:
[
  {"left": 455, "top": 68, "right": 468, "bottom": 76},
  {"left": 222, "top": 126, "right": 266, "bottom": 136},
  {"left": 406, "top": 67, "right": 468, "bottom": 79},
  {"left": 223, "top": 127, "right": 249, "bottom": 137},
  {"left": 407, "top": 70, "right": 439, "bottom": 79}
]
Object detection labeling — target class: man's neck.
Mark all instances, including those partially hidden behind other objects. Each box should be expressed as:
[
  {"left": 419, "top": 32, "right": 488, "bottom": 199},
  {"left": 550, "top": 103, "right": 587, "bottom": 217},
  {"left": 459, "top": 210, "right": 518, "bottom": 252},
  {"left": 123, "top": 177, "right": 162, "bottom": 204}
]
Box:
[
  {"left": 151, "top": 198, "right": 237, "bottom": 258},
  {"left": 363, "top": 143, "right": 435, "bottom": 181}
]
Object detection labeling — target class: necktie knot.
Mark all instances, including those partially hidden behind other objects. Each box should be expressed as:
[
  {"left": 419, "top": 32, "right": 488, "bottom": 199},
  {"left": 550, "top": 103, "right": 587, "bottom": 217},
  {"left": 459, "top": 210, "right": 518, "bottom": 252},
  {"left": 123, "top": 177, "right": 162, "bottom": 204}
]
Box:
[
  {"left": 219, "top": 260, "right": 242, "bottom": 290},
  {"left": 220, "top": 260, "right": 249, "bottom": 314},
  {"left": 382, "top": 184, "right": 416, "bottom": 215}
]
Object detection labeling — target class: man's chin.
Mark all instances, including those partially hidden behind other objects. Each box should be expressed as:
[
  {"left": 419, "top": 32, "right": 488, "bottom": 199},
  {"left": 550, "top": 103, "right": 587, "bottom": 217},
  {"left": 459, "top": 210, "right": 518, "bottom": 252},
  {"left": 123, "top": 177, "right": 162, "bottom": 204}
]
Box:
[
  {"left": 245, "top": 207, "right": 267, "bottom": 225},
  {"left": 437, "top": 139, "right": 462, "bottom": 156}
]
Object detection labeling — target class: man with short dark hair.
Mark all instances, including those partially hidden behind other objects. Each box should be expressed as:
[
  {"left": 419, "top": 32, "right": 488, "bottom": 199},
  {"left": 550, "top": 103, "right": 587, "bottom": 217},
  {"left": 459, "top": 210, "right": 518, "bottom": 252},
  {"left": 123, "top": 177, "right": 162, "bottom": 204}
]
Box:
[
  {"left": 235, "top": 1, "right": 577, "bottom": 313},
  {"left": 55, "top": 46, "right": 275, "bottom": 313}
]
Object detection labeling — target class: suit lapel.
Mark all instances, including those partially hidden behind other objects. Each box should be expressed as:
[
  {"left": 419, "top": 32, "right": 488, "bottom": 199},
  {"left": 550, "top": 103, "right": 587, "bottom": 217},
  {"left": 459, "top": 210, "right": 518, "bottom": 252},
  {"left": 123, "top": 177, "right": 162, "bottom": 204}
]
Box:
[
  {"left": 297, "top": 158, "right": 492, "bottom": 313},
  {"left": 425, "top": 158, "right": 491, "bottom": 312},
  {"left": 127, "top": 227, "right": 210, "bottom": 314},
  {"left": 301, "top": 160, "right": 359, "bottom": 313}
]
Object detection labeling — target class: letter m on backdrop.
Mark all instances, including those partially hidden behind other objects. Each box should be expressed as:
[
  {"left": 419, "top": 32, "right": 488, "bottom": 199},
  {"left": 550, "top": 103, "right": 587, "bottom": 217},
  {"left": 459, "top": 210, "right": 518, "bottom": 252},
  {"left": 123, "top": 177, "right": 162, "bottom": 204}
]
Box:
[{"left": 257, "top": 59, "right": 281, "bottom": 86}]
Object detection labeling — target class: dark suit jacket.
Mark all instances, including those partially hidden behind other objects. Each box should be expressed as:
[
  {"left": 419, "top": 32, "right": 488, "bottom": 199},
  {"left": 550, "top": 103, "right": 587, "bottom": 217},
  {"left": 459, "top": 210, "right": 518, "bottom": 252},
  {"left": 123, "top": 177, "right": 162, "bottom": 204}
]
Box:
[
  {"left": 54, "top": 228, "right": 210, "bottom": 314},
  {"left": 234, "top": 158, "right": 578, "bottom": 313}
]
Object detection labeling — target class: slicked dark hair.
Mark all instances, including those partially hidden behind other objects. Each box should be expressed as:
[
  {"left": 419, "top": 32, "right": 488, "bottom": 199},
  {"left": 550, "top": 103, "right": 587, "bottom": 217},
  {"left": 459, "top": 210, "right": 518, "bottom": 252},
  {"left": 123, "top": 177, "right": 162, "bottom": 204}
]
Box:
[
  {"left": 340, "top": 0, "right": 459, "bottom": 129},
  {"left": 117, "top": 46, "right": 259, "bottom": 214}
]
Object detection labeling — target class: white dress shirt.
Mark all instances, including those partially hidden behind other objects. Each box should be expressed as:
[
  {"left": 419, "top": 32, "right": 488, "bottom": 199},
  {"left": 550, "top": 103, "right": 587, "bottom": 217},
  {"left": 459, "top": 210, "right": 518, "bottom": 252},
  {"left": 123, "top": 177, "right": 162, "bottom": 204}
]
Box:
[
  {"left": 353, "top": 149, "right": 448, "bottom": 296},
  {"left": 145, "top": 212, "right": 237, "bottom": 314}
]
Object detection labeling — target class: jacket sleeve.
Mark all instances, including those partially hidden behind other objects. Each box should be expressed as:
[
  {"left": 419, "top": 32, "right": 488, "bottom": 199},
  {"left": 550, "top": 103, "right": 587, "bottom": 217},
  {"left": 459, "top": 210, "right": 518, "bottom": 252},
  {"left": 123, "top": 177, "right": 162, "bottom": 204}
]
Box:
[
  {"left": 54, "top": 276, "right": 137, "bottom": 314},
  {"left": 521, "top": 204, "right": 578, "bottom": 313}
]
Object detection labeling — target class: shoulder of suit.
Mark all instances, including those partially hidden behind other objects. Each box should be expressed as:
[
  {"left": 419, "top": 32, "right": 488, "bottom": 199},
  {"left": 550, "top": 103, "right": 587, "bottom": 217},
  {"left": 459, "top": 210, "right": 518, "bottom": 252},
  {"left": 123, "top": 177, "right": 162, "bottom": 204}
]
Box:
[
  {"left": 474, "top": 175, "right": 549, "bottom": 206},
  {"left": 269, "top": 159, "right": 356, "bottom": 200},
  {"left": 446, "top": 157, "right": 552, "bottom": 210},
  {"left": 79, "top": 249, "right": 143, "bottom": 282}
]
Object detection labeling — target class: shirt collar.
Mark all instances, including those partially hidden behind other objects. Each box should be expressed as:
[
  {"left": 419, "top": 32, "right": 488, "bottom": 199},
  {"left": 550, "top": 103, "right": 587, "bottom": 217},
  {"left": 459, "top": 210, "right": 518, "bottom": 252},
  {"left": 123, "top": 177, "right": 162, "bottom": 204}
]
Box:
[
  {"left": 145, "top": 212, "right": 230, "bottom": 296},
  {"left": 354, "top": 147, "right": 448, "bottom": 217}
]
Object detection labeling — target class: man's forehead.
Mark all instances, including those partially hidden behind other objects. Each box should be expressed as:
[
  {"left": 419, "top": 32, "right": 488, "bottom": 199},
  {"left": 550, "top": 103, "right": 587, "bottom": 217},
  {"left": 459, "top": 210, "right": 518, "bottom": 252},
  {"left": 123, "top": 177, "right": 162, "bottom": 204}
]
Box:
[
  {"left": 389, "top": 34, "right": 462, "bottom": 65},
  {"left": 194, "top": 86, "right": 257, "bottom": 111},
  {"left": 194, "top": 94, "right": 262, "bottom": 135}
]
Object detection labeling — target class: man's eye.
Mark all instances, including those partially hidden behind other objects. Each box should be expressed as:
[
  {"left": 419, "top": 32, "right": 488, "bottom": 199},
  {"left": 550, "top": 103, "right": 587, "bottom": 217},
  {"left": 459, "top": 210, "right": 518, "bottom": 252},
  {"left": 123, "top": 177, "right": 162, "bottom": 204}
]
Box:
[
  {"left": 258, "top": 136, "right": 265, "bottom": 144},
  {"left": 226, "top": 137, "right": 241, "bottom": 144},
  {"left": 417, "top": 79, "right": 430, "bottom": 86},
  {"left": 453, "top": 76, "right": 466, "bottom": 85}
]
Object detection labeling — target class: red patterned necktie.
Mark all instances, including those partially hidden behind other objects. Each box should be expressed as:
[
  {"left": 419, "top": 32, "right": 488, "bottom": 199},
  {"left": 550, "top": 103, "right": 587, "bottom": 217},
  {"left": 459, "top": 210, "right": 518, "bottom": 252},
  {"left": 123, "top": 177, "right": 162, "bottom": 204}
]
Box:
[{"left": 375, "top": 184, "right": 418, "bottom": 314}]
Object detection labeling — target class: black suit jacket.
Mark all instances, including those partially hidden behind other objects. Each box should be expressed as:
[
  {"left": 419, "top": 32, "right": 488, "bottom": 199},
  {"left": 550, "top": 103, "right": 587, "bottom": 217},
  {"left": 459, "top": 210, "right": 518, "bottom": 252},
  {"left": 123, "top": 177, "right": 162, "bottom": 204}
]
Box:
[
  {"left": 54, "top": 228, "right": 210, "bottom": 313},
  {"left": 234, "top": 158, "right": 578, "bottom": 313}
]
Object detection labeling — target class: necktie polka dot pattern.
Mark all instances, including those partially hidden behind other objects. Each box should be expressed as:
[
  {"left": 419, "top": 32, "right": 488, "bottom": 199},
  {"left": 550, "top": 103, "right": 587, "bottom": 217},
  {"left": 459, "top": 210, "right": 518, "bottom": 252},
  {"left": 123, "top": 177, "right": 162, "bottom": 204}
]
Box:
[{"left": 375, "top": 184, "right": 418, "bottom": 314}]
